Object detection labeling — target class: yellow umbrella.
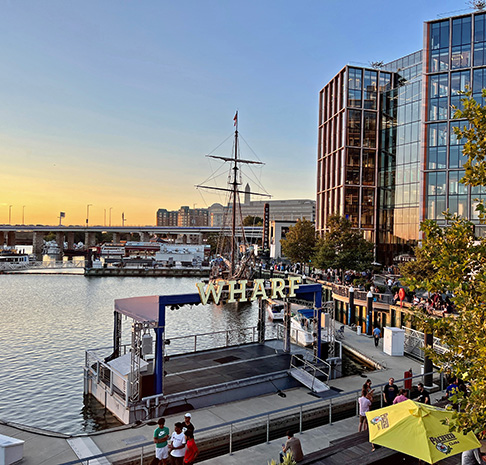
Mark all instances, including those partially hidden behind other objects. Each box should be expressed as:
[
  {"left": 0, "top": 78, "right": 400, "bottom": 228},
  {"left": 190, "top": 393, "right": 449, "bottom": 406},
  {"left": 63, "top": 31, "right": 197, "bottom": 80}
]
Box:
[{"left": 366, "top": 399, "right": 480, "bottom": 463}]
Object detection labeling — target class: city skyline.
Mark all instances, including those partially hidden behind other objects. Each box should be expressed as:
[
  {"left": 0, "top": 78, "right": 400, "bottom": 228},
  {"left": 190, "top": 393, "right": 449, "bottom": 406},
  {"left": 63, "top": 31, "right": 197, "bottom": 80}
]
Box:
[{"left": 0, "top": 0, "right": 464, "bottom": 225}]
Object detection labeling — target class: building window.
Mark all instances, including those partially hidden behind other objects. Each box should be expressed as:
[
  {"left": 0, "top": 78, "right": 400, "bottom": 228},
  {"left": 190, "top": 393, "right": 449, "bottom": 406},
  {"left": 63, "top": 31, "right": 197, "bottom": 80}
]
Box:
[
  {"left": 428, "top": 74, "right": 449, "bottom": 121},
  {"left": 427, "top": 171, "right": 447, "bottom": 219},
  {"left": 345, "top": 148, "right": 360, "bottom": 185},
  {"left": 347, "top": 110, "right": 362, "bottom": 146},
  {"left": 429, "top": 20, "right": 450, "bottom": 72},
  {"left": 473, "top": 68, "right": 486, "bottom": 104},
  {"left": 361, "top": 188, "right": 374, "bottom": 228},
  {"left": 344, "top": 187, "right": 359, "bottom": 227},
  {"left": 363, "top": 111, "right": 377, "bottom": 148},
  {"left": 449, "top": 121, "right": 468, "bottom": 168},
  {"left": 363, "top": 70, "right": 378, "bottom": 110},
  {"left": 348, "top": 68, "right": 362, "bottom": 108},
  {"left": 474, "top": 13, "right": 486, "bottom": 66},
  {"left": 450, "top": 70, "right": 470, "bottom": 112},
  {"left": 427, "top": 123, "right": 447, "bottom": 169},
  {"left": 362, "top": 150, "right": 376, "bottom": 186}
]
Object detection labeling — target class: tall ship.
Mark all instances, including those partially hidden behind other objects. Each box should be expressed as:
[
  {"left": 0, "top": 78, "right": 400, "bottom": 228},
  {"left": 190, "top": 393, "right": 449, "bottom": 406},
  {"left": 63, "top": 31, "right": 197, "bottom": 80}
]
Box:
[{"left": 196, "top": 112, "right": 271, "bottom": 281}]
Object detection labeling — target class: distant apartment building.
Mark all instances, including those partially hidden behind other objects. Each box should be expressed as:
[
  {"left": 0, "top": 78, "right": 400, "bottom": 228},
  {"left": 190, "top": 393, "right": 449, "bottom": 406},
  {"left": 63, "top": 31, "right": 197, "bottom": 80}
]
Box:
[
  {"left": 317, "top": 8, "right": 486, "bottom": 264},
  {"left": 177, "top": 206, "right": 209, "bottom": 227},
  {"left": 156, "top": 209, "right": 179, "bottom": 226}
]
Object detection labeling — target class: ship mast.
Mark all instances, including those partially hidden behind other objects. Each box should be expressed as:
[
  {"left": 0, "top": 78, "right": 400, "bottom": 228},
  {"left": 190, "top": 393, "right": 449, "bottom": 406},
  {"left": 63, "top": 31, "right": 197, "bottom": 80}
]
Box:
[{"left": 231, "top": 114, "right": 239, "bottom": 276}]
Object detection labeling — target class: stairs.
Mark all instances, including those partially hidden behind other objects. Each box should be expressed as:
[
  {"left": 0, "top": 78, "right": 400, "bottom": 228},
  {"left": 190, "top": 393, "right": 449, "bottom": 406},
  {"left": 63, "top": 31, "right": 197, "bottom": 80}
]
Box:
[{"left": 289, "top": 367, "right": 330, "bottom": 392}]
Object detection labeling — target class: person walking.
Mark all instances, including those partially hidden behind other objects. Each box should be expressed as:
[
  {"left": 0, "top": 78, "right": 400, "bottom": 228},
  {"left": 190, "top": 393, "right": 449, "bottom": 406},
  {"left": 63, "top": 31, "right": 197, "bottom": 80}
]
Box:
[
  {"left": 372, "top": 326, "right": 381, "bottom": 347},
  {"left": 183, "top": 430, "right": 199, "bottom": 465},
  {"left": 383, "top": 377, "right": 399, "bottom": 406},
  {"left": 358, "top": 387, "right": 372, "bottom": 432},
  {"left": 153, "top": 418, "right": 170, "bottom": 465},
  {"left": 461, "top": 447, "right": 486, "bottom": 464}
]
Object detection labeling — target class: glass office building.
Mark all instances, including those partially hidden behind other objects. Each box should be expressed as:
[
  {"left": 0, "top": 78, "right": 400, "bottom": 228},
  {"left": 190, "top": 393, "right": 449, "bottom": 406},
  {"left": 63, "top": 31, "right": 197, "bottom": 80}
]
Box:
[{"left": 317, "top": 10, "right": 486, "bottom": 264}]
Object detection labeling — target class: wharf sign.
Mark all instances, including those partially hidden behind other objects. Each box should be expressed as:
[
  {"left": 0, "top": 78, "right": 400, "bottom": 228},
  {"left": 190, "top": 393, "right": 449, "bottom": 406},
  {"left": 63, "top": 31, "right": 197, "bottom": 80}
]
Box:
[{"left": 196, "top": 277, "right": 302, "bottom": 305}]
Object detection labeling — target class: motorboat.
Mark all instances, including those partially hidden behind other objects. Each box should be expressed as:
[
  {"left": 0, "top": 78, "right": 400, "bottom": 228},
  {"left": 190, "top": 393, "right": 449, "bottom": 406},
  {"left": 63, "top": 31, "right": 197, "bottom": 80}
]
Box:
[
  {"left": 0, "top": 248, "right": 30, "bottom": 271},
  {"left": 290, "top": 307, "right": 316, "bottom": 347},
  {"left": 265, "top": 298, "right": 285, "bottom": 321}
]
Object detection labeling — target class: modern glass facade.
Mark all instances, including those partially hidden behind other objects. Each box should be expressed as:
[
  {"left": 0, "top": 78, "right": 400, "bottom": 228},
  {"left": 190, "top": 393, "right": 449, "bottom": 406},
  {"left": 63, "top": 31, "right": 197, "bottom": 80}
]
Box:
[{"left": 317, "top": 10, "right": 486, "bottom": 264}]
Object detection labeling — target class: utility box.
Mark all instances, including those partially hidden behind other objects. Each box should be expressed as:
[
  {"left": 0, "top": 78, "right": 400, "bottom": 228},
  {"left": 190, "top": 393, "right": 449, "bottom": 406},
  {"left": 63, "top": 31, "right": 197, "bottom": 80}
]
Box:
[
  {"left": 0, "top": 434, "right": 25, "bottom": 465},
  {"left": 383, "top": 327, "right": 405, "bottom": 356}
]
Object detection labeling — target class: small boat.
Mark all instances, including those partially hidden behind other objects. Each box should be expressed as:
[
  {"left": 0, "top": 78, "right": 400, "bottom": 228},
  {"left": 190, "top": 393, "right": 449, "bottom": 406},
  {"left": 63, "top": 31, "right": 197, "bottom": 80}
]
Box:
[
  {"left": 290, "top": 307, "right": 316, "bottom": 347},
  {"left": 0, "top": 248, "right": 30, "bottom": 271},
  {"left": 265, "top": 298, "right": 285, "bottom": 321}
]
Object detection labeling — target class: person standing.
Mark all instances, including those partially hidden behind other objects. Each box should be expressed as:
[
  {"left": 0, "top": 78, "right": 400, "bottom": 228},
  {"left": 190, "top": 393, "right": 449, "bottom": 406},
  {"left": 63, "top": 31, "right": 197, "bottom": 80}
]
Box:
[
  {"left": 461, "top": 447, "right": 486, "bottom": 464},
  {"left": 393, "top": 389, "right": 408, "bottom": 404},
  {"left": 383, "top": 377, "right": 399, "bottom": 406},
  {"left": 416, "top": 383, "right": 430, "bottom": 404},
  {"left": 169, "top": 422, "right": 186, "bottom": 465},
  {"left": 372, "top": 326, "right": 381, "bottom": 347},
  {"left": 183, "top": 430, "right": 199, "bottom": 465},
  {"left": 358, "top": 387, "right": 372, "bottom": 432},
  {"left": 182, "top": 413, "right": 194, "bottom": 434},
  {"left": 153, "top": 418, "right": 170, "bottom": 465},
  {"left": 280, "top": 431, "right": 304, "bottom": 463}
]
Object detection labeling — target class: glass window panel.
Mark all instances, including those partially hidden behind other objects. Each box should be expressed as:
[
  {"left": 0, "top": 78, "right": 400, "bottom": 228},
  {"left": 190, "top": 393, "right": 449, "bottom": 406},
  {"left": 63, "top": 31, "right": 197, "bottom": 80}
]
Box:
[
  {"left": 474, "top": 41, "right": 486, "bottom": 66},
  {"left": 475, "top": 14, "right": 486, "bottom": 43},
  {"left": 348, "top": 89, "right": 362, "bottom": 108},
  {"left": 437, "top": 147, "right": 447, "bottom": 169},
  {"left": 363, "top": 111, "right": 376, "bottom": 148},
  {"left": 451, "top": 45, "right": 471, "bottom": 69},
  {"left": 440, "top": 21, "right": 449, "bottom": 48}
]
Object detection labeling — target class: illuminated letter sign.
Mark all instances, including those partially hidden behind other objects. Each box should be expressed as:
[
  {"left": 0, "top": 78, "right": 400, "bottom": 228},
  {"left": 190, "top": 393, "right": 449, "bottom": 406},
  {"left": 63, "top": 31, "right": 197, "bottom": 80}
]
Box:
[
  {"left": 196, "top": 281, "right": 225, "bottom": 305},
  {"left": 227, "top": 280, "right": 248, "bottom": 303}
]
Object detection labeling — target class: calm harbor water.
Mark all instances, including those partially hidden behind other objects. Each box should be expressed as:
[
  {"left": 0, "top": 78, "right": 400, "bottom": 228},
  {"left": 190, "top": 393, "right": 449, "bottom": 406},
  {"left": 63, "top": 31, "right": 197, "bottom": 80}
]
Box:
[{"left": 0, "top": 274, "right": 260, "bottom": 434}]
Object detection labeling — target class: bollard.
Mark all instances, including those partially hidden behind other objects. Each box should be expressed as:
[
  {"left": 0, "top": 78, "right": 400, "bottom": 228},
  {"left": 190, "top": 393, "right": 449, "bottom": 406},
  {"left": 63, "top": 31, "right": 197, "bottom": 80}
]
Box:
[
  {"left": 299, "top": 406, "right": 303, "bottom": 434},
  {"left": 229, "top": 423, "right": 233, "bottom": 455}
]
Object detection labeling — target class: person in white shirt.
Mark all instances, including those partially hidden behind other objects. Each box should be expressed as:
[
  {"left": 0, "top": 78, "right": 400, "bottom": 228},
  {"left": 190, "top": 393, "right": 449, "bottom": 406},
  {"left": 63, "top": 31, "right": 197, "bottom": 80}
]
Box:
[
  {"left": 168, "top": 422, "right": 186, "bottom": 465},
  {"left": 358, "top": 387, "right": 372, "bottom": 432}
]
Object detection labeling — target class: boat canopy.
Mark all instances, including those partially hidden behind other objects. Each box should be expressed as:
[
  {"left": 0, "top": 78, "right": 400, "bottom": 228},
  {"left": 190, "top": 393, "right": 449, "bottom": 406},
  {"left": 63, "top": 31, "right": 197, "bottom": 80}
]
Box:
[
  {"left": 296, "top": 308, "right": 316, "bottom": 319},
  {"left": 114, "top": 293, "right": 202, "bottom": 323}
]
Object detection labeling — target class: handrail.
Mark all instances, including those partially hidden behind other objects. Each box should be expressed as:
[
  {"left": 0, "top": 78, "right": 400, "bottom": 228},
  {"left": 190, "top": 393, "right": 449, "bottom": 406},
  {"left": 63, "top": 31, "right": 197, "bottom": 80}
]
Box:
[
  {"left": 60, "top": 370, "right": 438, "bottom": 465},
  {"left": 289, "top": 353, "right": 332, "bottom": 388}
]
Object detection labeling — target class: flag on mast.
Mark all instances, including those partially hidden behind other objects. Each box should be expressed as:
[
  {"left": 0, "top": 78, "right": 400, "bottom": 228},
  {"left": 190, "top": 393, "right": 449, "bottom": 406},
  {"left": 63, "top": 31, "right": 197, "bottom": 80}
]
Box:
[{"left": 233, "top": 111, "right": 238, "bottom": 127}]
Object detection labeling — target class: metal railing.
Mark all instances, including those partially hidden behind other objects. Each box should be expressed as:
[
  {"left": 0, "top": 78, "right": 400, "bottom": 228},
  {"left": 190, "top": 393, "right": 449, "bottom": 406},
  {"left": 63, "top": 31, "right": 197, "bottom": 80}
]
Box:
[
  {"left": 332, "top": 284, "right": 394, "bottom": 305},
  {"left": 402, "top": 327, "right": 449, "bottom": 361},
  {"left": 60, "top": 371, "right": 440, "bottom": 465},
  {"left": 289, "top": 353, "right": 332, "bottom": 387}
]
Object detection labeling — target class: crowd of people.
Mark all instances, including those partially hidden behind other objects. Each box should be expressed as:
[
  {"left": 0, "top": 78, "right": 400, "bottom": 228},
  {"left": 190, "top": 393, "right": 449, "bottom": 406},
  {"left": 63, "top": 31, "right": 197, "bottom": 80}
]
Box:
[{"left": 153, "top": 413, "right": 198, "bottom": 465}]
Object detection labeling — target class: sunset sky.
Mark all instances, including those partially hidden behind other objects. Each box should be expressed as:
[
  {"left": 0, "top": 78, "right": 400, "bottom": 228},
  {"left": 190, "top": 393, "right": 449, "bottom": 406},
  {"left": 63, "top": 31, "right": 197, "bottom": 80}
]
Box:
[{"left": 0, "top": 0, "right": 464, "bottom": 226}]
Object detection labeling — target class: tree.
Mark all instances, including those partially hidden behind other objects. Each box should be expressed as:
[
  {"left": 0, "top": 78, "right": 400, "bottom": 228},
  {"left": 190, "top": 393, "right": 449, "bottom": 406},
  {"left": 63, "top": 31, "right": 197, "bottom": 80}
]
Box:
[
  {"left": 400, "top": 91, "right": 486, "bottom": 438},
  {"left": 242, "top": 215, "right": 263, "bottom": 226},
  {"left": 280, "top": 218, "right": 316, "bottom": 264},
  {"left": 313, "top": 215, "right": 373, "bottom": 272}
]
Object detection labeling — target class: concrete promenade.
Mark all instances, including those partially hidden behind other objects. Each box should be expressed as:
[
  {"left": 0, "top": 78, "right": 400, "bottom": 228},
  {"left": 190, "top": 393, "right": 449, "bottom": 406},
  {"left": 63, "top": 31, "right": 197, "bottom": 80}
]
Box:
[{"left": 0, "top": 325, "right": 450, "bottom": 465}]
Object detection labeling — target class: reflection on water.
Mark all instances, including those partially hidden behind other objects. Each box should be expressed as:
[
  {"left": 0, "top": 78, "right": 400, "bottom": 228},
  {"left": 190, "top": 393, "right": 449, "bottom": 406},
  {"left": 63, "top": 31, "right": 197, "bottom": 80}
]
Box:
[{"left": 0, "top": 275, "right": 259, "bottom": 434}]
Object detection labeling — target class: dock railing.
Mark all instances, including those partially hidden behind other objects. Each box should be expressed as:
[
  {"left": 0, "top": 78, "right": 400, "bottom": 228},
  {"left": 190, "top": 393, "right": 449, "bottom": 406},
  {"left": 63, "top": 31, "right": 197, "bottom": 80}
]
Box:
[{"left": 61, "top": 371, "right": 440, "bottom": 465}]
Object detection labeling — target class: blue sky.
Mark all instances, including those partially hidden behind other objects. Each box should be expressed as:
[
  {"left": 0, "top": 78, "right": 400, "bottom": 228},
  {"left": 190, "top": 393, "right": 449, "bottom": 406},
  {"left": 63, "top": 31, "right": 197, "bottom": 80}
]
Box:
[{"left": 0, "top": 0, "right": 468, "bottom": 225}]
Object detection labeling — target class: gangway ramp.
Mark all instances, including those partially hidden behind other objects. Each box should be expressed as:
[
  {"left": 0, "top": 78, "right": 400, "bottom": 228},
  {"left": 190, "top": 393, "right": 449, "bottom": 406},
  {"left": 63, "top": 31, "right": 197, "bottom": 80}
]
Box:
[{"left": 289, "top": 366, "right": 330, "bottom": 392}]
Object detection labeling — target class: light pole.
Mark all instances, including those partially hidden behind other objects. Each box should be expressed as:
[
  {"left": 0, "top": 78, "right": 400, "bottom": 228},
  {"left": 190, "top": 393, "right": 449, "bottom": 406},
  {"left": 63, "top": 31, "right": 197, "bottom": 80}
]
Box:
[
  {"left": 104, "top": 208, "right": 106, "bottom": 227},
  {"left": 122, "top": 212, "right": 126, "bottom": 227},
  {"left": 8, "top": 205, "right": 12, "bottom": 224},
  {"left": 86, "top": 204, "right": 92, "bottom": 227},
  {"left": 22, "top": 205, "right": 25, "bottom": 225},
  {"left": 109, "top": 207, "right": 113, "bottom": 227}
]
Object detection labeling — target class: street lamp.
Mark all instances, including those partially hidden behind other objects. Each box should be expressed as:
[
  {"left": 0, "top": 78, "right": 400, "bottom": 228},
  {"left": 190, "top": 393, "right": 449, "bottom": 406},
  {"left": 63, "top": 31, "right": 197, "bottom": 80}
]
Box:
[
  {"left": 109, "top": 207, "right": 113, "bottom": 227},
  {"left": 122, "top": 212, "right": 126, "bottom": 227},
  {"left": 104, "top": 208, "right": 106, "bottom": 227},
  {"left": 86, "top": 204, "right": 92, "bottom": 227},
  {"left": 22, "top": 205, "right": 25, "bottom": 225},
  {"left": 8, "top": 205, "right": 12, "bottom": 224}
]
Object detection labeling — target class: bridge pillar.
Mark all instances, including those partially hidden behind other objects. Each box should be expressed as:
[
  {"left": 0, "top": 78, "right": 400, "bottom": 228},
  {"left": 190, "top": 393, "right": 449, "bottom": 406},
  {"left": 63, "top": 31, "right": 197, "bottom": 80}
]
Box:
[
  {"left": 0, "top": 231, "right": 6, "bottom": 245},
  {"left": 7, "top": 231, "right": 16, "bottom": 246},
  {"left": 67, "top": 232, "right": 75, "bottom": 250},
  {"left": 33, "top": 232, "right": 45, "bottom": 259},
  {"left": 56, "top": 232, "right": 65, "bottom": 258},
  {"left": 198, "top": 233, "right": 203, "bottom": 245},
  {"left": 139, "top": 232, "right": 149, "bottom": 242},
  {"left": 85, "top": 232, "right": 97, "bottom": 248},
  {"left": 112, "top": 232, "right": 120, "bottom": 243}
]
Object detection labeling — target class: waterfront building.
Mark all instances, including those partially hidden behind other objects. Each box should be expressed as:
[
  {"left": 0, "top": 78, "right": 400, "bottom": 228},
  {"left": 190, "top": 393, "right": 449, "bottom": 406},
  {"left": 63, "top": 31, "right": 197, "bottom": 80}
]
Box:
[
  {"left": 156, "top": 208, "right": 179, "bottom": 226},
  {"left": 317, "top": 8, "right": 486, "bottom": 264},
  {"left": 208, "top": 184, "right": 315, "bottom": 227}
]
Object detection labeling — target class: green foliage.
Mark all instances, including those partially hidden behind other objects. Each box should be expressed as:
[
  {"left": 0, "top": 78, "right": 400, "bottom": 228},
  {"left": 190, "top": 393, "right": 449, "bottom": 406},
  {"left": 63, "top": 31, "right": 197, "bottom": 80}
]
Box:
[
  {"left": 268, "top": 452, "right": 296, "bottom": 465},
  {"left": 280, "top": 218, "right": 316, "bottom": 264},
  {"left": 401, "top": 92, "right": 486, "bottom": 438},
  {"left": 453, "top": 89, "right": 486, "bottom": 221},
  {"left": 313, "top": 215, "right": 373, "bottom": 272},
  {"left": 243, "top": 215, "right": 263, "bottom": 226}
]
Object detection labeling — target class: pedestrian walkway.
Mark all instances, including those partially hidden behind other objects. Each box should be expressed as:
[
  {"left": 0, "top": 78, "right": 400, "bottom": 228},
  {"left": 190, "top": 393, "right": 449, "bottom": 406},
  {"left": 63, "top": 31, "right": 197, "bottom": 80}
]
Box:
[{"left": 0, "top": 325, "right": 446, "bottom": 465}]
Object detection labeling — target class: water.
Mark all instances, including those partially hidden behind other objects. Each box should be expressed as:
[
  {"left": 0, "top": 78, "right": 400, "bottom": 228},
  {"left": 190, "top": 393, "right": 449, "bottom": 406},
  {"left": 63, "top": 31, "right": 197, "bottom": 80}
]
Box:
[{"left": 0, "top": 274, "right": 260, "bottom": 434}]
